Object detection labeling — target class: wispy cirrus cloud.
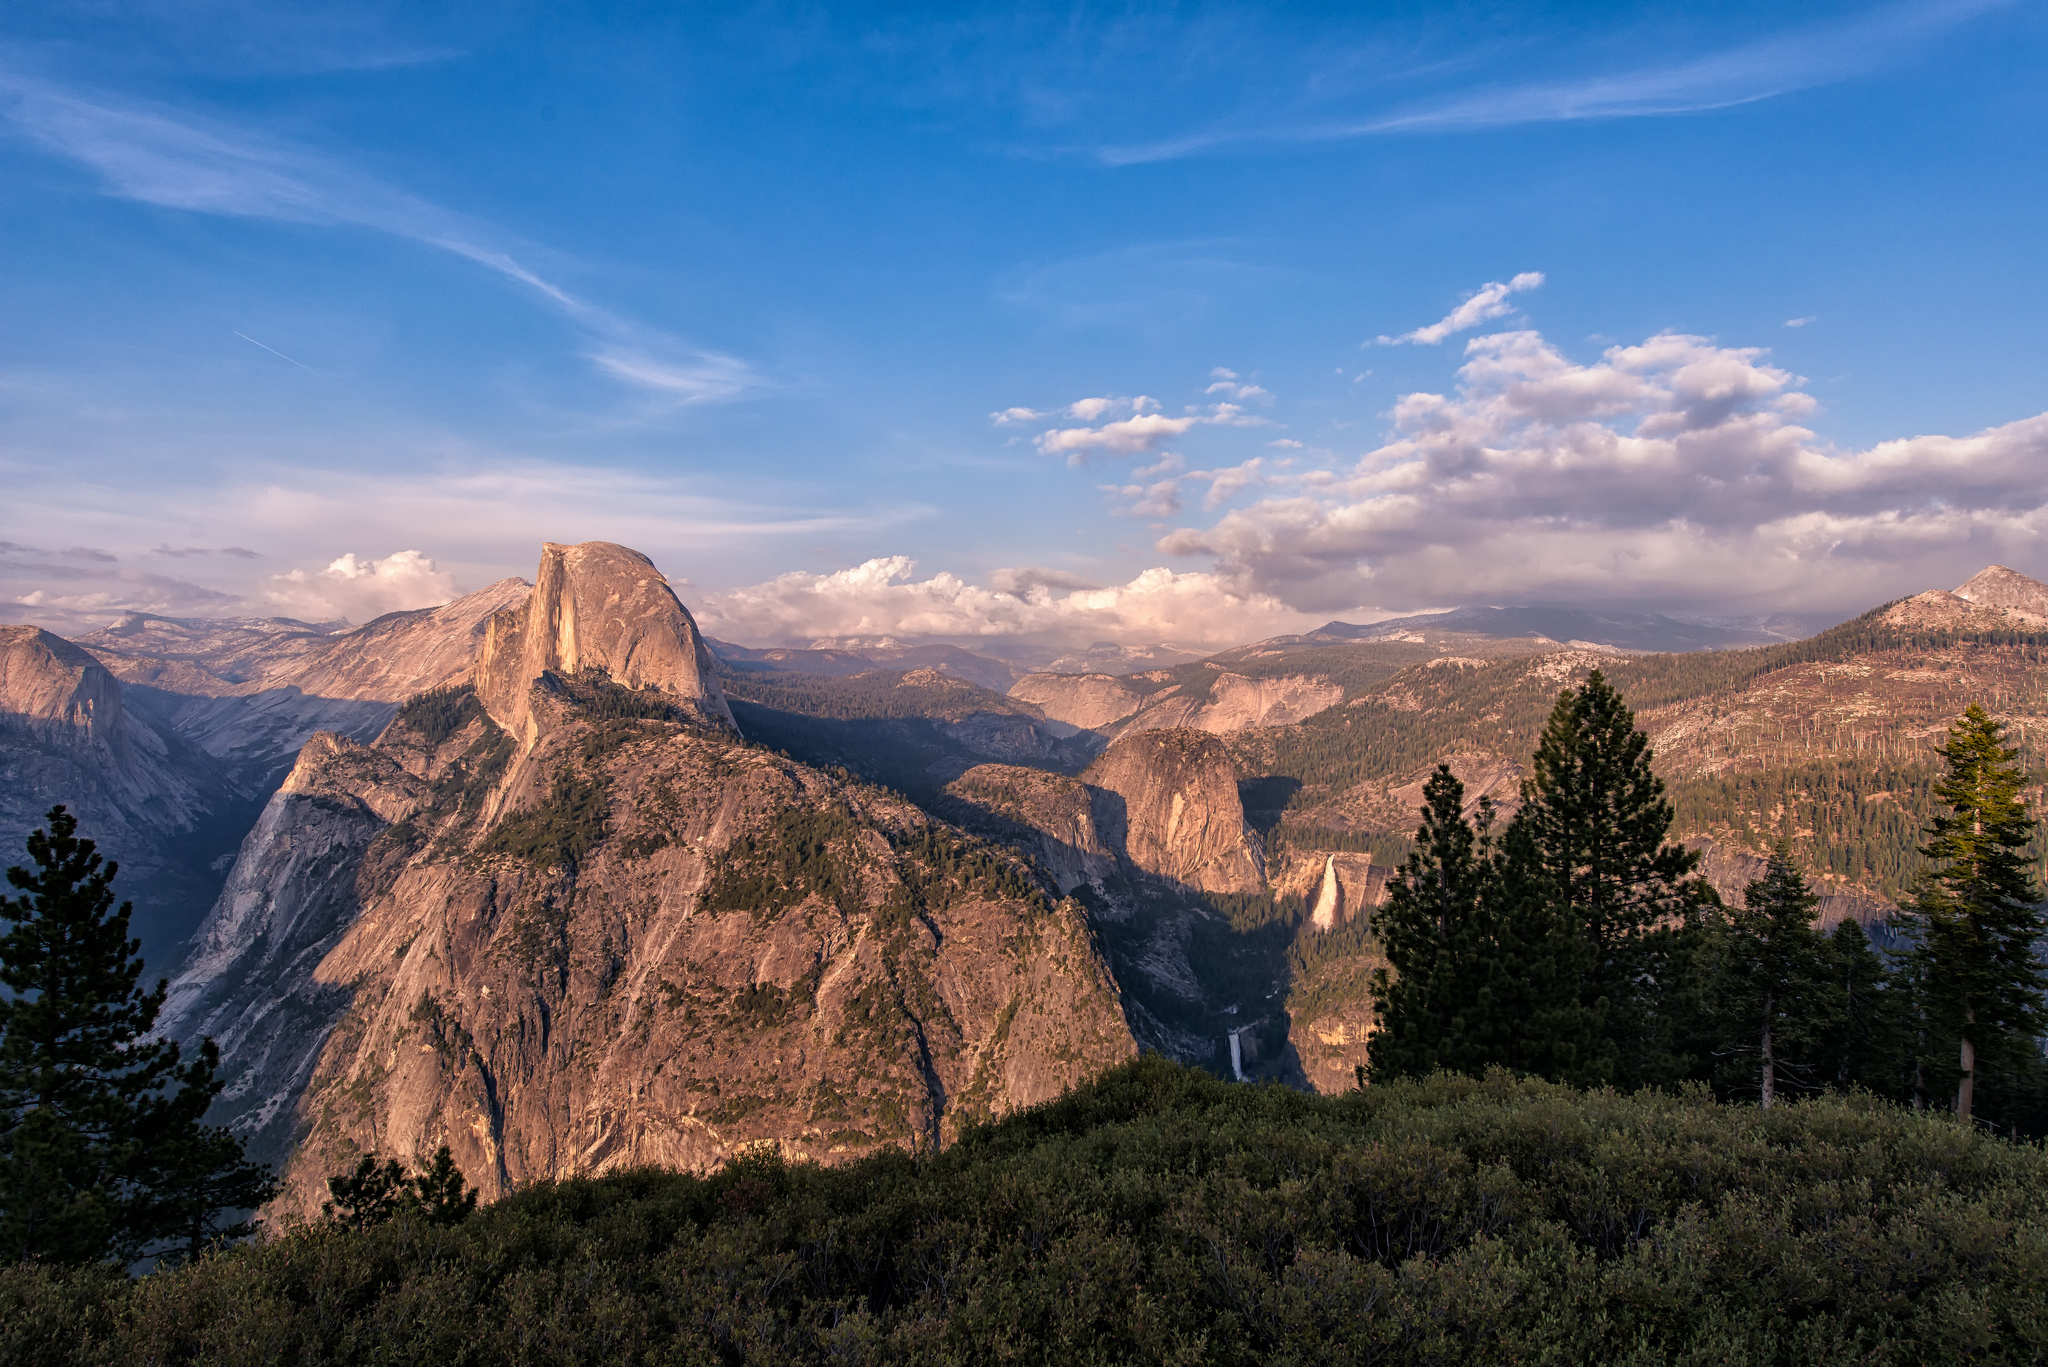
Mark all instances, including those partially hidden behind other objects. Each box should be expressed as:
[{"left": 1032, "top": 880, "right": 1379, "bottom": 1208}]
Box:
[
  {"left": 1097, "top": 0, "right": 2009, "bottom": 164},
  {"left": 0, "top": 64, "right": 760, "bottom": 409}
]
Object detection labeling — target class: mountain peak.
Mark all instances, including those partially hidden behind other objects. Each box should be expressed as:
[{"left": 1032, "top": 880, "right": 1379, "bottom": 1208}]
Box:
[
  {"left": 476, "top": 541, "right": 734, "bottom": 738},
  {"left": 1952, "top": 565, "right": 2048, "bottom": 615}
]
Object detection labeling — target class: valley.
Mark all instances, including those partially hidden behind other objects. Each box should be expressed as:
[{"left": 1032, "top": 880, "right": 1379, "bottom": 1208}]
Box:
[{"left": 6, "top": 544, "right": 2047, "bottom": 1207}]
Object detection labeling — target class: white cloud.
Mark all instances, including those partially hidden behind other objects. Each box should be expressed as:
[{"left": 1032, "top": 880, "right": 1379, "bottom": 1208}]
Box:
[
  {"left": 1192, "top": 457, "right": 1270, "bottom": 510},
  {"left": 1206, "top": 379, "right": 1274, "bottom": 402},
  {"left": 991, "top": 406, "right": 1045, "bottom": 425},
  {"left": 694, "top": 556, "right": 1321, "bottom": 652},
  {"left": 1157, "top": 322, "right": 2048, "bottom": 616},
  {"left": 1378, "top": 272, "right": 1545, "bottom": 345},
  {"left": 1784, "top": 316, "right": 1818, "bottom": 328},
  {"left": 1033, "top": 395, "right": 1271, "bottom": 464},
  {"left": 263, "top": 550, "right": 458, "bottom": 623},
  {"left": 1038, "top": 411, "right": 1201, "bottom": 461}
]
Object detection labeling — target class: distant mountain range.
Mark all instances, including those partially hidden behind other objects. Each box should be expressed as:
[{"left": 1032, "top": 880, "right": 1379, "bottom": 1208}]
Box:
[
  {"left": 1294, "top": 605, "right": 1823, "bottom": 653},
  {"left": 8, "top": 549, "right": 2048, "bottom": 1213}
]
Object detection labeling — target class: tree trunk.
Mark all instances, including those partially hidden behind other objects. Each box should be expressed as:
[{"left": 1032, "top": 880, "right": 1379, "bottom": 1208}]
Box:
[
  {"left": 1957, "top": 1009, "right": 1976, "bottom": 1120},
  {"left": 1760, "top": 993, "right": 1775, "bottom": 1111}
]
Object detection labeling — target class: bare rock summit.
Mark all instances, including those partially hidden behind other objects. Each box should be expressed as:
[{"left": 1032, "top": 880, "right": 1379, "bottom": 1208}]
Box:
[
  {"left": 476, "top": 541, "right": 733, "bottom": 740},
  {"left": 1083, "top": 728, "right": 1264, "bottom": 895}
]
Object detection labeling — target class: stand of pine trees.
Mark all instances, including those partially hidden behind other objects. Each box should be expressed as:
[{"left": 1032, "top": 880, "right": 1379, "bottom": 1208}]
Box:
[
  {"left": 1370, "top": 678, "right": 2048, "bottom": 1133},
  {"left": 0, "top": 807, "right": 276, "bottom": 1266}
]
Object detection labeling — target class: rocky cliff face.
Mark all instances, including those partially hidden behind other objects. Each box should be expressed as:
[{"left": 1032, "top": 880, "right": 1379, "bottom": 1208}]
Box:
[
  {"left": 476, "top": 542, "right": 729, "bottom": 741},
  {"left": 168, "top": 543, "right": 1133, "bottom": 1215},
  {"left": 0, "top": 627, "right": 223, "bottom": 950},
  {"left": 1082, "top": 729, "right": 1264, "bottom": 895},
  {"left": 1010, "top": 669, "right": 1344, "bottom": 740},
  {"left": 1008, "top": 673, "right": 1145, "bottom": 731},
  {"left": 937, "top": 764, "right": 1119, "bottom": 894},
  {"left": 79, "top": 579, "right": 531, "bottom": 789},
  {"left": 1123, "top": 672, "right": 1345, "bottom": 736}
]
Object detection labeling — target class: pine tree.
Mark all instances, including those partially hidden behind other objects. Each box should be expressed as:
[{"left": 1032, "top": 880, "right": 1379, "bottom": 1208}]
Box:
[
  {"left": 1510, "top": 671, "right": 1717, "bottom": 1088},
  {"left": 323, "top": 1145, "right": 476, "bottom": 1231},
  {"left": 1707, "top": 844, "right": 1837, "bottom": 1107},
  {"left": 0, "top": 807, "right": 275, "bottom": 1264},
  {"left": 1368, "top": 766, "right": 1497, "bottom": 1080},
  {"left": 1903, "top": 705, "right": 2048, "bottom": 1121},
  {"left": 1823, "top": 918, "right": 1907, "bottom": 1096}
]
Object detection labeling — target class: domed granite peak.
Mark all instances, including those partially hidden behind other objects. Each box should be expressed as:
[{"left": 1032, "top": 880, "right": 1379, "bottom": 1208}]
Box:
[
  {"left": 475, "top": 541, "right": 734, "bottom": 738},
  {"left": 0, "top": 625, "right": 128, "bottom": 749}
]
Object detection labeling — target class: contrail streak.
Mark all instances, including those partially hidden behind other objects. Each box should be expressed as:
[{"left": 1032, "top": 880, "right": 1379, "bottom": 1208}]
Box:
[{"left": 233, "top": 331, "right": 320, "bottom": 374}]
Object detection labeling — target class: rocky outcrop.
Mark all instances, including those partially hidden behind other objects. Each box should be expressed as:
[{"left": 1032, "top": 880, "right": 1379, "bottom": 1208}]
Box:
[
  {"left": 1879, "top": 565, "right": 2048, "bottom": 632},
  {"left": 0, "top": 627, "right": 223, "bottom": 953},
  {"left": 155, "top": 733, "right": 416, "bottom": 1154},
  {"left": 1952, "top": 564, "right": 2048, "bottom": 617},
  {"left": 1008, "top": 674, "right": 1145, "bottom": 731},
  {"left": 77, "top": 579, "right": 532, "bottom": 790},
  {"left": 1083, "top": 729, "right": 1264, "bottom": 895},
  {"left": 937, "top": 764, "right": 1119, "bottom": 893},
  {"left": 168, "top": 544, "right": 1134, "bottom": 1216},
  {"left": 1123, "top": 672, "right": 1345, "bottom": 736},
  {"left": 476, "top": 542, "right": 730, "bottom": 741},
  {"left": 1, "top": 627, "right": 131, "bottom": 752},
  {"left": 1011, "top": 669, "right": 1345, "bottom": 739}
]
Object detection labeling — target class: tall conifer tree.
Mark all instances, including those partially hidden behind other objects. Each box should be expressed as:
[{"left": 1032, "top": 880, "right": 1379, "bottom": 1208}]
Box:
[
  {"left": 1368, "top": 766, "right": 1498, "bottom": 1080},
  {"left": 0, "top": 807, "right": 275, "bottom": 1264},
  {"left": 1709, "top": 845, "right": 1836, "bottom": 1107},
  {"left": 1512, "top": 671, "right": 1715, "bottom": 1088},
  {"left": 1904, "top": 705, "right": 2047, "bottom": 1121}
]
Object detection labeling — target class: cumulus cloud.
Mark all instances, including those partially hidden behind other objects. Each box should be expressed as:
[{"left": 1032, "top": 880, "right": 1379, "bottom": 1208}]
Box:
[
  {"left": 694, "top": 555, "right": 1321, "bottom": 652},
  {"left": 1378, "top": 272, "right": 1545, "bottom": 345},
  {"left": 1040, "top": 411, "right": 1201, "bottom": 460},
  {"left": 991, "top": 406, "right": 1045, "bottom": 425},
  {"left": 1157, "top": 324, "right": 2048, "bottom": 616},
  {"left": 1032, "top": 396, "right": 1271, "bottom": 464},
  {"left": 263, "top": 549, "right": 459, "bottom": 623},
  {"left": 1784, "top": 316, "right": 1817, "bottom": 328},
  {"left": 1101, "top": 455, "right": 1188, "bottom": 519}
]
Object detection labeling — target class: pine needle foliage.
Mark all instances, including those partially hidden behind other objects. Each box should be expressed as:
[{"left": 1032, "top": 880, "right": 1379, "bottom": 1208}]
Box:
[
  {"left": 1897, "top": 704, "right": 2048, "bottom": 1120},
  {"left": 0, "top": 808, "right": 275, "bottom": 1266}
]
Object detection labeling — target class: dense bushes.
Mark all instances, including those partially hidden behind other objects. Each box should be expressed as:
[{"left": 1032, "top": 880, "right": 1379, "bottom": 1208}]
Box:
[{"left": 6, "top": 1057, "right": 2045, "bottom": 1365}]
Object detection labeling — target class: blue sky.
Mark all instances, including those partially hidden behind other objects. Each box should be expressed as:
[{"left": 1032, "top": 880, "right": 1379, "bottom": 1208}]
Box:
[{"left": 3, "top": 1, "right": 2046, "bottom": 651}]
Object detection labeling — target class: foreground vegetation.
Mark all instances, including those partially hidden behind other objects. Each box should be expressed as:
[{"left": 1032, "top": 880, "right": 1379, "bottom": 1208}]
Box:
[{"left": 5, "top": 1058, "right": 2046, "bottom": 1365}]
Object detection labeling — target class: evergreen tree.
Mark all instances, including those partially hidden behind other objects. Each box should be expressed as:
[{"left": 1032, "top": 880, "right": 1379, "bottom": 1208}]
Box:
[
  {"left": 1368, "top": 766, "right": 1498, "bottom": 1080},
  {"left": 1822, "top": 918, "right": 1907, "bottom": 1096},
  {"left": 1511, "top": 671, "right": 1717, "bottom": 1088},
  {"left": 1706, "top": 844, "right": 1838, "bottom": 1107},
  {"left": 1901, "top": 705, "right": 2048, "bottom": 1121},
  {"left": 323, "top": 1145, "right": 476, "bottom": 1232},
  {"left": 0, "top": 807, "right": 275, "bottom": 1264}
]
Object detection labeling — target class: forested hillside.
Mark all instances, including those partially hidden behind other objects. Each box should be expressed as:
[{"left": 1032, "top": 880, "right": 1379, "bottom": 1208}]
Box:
[{"left": 1233, "top": 607, "right": 2048, "bottom": 907}]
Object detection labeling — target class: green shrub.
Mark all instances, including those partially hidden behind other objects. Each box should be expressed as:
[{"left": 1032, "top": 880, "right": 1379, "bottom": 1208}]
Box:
[{"left": 11, "top": 1060, "right": 2047, "bottom": 1365}]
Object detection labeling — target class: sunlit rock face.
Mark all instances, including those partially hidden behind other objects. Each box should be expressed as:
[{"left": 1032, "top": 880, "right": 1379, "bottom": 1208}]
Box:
[
  {"left": 163, "top": 541, "right": 1135, "bottom": 1219},
  {"left": 1083, "top": 728, "right": 1264, "bottom": 896},
  {"left": 476, "top": 541, "right": 732, "bottom": 742}
]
